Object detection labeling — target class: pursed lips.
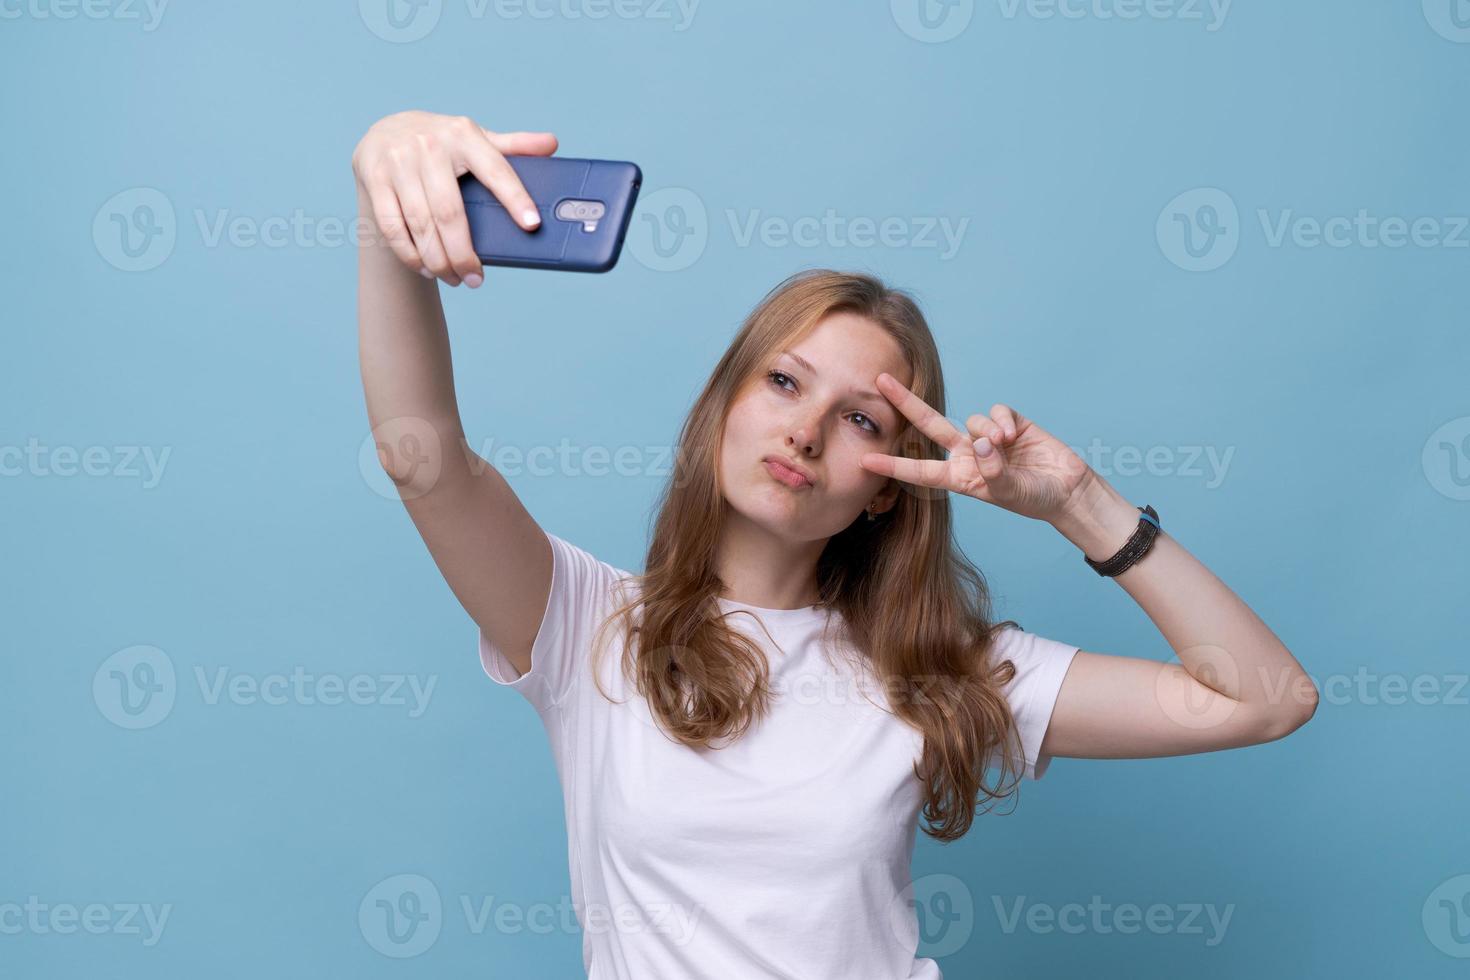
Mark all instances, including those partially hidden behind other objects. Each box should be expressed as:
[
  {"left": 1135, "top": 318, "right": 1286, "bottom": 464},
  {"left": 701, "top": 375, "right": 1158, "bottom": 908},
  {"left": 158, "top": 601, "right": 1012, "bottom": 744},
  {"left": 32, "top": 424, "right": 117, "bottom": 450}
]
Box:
[{"left": 763, "top": 456, "right": 814, "bottom": 489}]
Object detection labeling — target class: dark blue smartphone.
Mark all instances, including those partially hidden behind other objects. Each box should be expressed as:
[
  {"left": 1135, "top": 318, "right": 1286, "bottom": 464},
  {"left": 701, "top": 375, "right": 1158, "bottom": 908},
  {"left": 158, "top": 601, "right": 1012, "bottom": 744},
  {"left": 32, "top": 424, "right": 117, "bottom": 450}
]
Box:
[{"left": 459, "top": 156, "right": 641, "bottom": 273}]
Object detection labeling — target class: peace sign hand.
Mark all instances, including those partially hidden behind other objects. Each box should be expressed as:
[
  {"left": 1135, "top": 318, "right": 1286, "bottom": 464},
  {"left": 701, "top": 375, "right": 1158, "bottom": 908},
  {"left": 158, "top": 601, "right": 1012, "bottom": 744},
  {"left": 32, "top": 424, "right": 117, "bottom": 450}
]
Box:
[{"left": 858, "top": 372, "right": 1094, "bottom": 523}]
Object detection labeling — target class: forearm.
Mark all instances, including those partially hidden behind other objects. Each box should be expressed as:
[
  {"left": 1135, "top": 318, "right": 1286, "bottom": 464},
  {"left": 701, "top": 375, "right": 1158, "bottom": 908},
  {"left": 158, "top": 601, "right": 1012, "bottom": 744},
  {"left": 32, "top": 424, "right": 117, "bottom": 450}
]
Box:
[
  {"left": 1048, "top": 474, "right": 1315, "bottom": 715},
  {"left": 356, "top": 180, "right": 465, "bottom": 436}
]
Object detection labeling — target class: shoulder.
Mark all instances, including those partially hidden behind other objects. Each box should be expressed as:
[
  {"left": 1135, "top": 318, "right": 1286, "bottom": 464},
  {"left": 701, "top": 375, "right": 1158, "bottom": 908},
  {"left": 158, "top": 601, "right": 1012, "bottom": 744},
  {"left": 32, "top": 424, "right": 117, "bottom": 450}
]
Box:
[
  {"left": 987, "top": 624, "right": 1081, "bottom": 691},
  {"left": 544, "top": 530, "right": 641, "bottom": 599}
]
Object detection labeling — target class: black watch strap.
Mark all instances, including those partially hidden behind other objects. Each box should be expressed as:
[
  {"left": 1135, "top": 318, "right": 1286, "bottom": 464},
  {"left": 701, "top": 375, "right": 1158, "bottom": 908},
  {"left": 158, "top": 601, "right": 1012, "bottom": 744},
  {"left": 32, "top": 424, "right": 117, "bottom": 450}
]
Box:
[{"left": 1084, "top": 504, "right": 1161, "bottom": 577}]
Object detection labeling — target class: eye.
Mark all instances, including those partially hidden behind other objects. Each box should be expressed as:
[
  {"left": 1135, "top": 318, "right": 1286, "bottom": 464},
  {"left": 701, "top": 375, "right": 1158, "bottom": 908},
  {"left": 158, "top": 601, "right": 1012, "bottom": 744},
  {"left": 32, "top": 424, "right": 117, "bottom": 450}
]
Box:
[{"left": 767, "top": 370, "right": 882, "bottom": 436}]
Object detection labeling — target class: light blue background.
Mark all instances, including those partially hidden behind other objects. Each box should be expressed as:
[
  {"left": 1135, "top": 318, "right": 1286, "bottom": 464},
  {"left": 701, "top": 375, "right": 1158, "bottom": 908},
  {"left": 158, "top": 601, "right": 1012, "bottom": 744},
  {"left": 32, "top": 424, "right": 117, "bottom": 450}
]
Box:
[{"left": 4, "top": 1, "right": 1467, "bottom": 976}]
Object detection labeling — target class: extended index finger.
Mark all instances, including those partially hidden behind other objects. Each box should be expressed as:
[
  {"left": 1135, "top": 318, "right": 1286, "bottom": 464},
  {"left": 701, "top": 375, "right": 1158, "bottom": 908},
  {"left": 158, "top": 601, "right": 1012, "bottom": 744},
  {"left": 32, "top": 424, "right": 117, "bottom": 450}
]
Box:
[
  {"left": 483, "top": 129, "right": 559, "bottom": 158},
  {"left": 876, "top": 372, "right": 968, "bottom": 454},
  {"left": 860, "top": 452, "right": 957, "bottom": 491},
  {"left": 460, "top": 126, "right": 543, "bottom": 230}
]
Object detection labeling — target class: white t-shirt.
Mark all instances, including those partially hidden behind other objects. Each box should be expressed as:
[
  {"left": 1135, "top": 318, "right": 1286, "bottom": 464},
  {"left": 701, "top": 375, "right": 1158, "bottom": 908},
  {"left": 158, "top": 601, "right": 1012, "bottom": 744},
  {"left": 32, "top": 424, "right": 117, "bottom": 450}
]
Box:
[{"left": 479, "top": 530, "right": 1080, "bottom": 980}]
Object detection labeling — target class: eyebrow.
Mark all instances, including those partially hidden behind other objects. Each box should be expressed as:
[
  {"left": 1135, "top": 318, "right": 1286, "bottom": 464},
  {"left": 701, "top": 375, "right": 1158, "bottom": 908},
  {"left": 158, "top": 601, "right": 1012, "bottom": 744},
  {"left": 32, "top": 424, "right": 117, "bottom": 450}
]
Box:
[{"left": 778, "top": 350, "right": 894, "bottom": 415}]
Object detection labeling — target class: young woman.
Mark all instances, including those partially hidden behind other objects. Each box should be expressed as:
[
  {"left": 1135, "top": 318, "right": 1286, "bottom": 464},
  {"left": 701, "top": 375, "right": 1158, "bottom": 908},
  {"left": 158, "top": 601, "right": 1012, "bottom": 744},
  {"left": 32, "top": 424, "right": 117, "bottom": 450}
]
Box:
[{"left": 353, "top": 110, "right": 1319, "bottom": 980}]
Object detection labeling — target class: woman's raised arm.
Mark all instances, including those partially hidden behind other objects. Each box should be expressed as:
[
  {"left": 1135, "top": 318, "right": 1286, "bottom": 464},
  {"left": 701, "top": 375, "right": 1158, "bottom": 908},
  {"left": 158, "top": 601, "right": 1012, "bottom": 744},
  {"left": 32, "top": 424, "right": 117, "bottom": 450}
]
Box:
[{"left": 352, "top": 109, "right": 560, "bottom": 679}]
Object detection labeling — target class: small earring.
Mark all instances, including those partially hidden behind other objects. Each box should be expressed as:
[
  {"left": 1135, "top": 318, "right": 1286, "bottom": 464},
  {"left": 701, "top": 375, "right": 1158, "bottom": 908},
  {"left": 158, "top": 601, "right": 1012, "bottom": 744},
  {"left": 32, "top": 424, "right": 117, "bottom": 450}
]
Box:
[{"left": 866, "top": 506, "right": 877, "bottom": 522}]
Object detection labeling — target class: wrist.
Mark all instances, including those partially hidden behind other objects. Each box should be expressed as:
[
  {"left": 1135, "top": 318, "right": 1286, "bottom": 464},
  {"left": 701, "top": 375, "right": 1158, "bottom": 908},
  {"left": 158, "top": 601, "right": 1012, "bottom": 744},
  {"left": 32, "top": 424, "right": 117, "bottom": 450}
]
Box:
[
  {"left": 353, "top": 182, "right": 390, "bottom": 251},
  {"left": 1048, "top": 474, "right": 1146, "bottom": 562}
]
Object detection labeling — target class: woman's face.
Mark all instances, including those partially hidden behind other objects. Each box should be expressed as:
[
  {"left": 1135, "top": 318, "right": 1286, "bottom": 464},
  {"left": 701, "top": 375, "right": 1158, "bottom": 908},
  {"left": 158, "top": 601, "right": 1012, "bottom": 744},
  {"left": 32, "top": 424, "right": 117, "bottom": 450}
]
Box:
[{"left": 718, "top": 312, "right": 914, "bottom": 541}]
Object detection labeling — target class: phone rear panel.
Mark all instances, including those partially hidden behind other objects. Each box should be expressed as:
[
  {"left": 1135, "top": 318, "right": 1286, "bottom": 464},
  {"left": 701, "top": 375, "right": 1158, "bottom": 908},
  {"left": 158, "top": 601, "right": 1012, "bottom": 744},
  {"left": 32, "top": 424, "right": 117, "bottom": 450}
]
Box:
[{"left": 460, "top": 156, "right": 641, "bottom": 272}]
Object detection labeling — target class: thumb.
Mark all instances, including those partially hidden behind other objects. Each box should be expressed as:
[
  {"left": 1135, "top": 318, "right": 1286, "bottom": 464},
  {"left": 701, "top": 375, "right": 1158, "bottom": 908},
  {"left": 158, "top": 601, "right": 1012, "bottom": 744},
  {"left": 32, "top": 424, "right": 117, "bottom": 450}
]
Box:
[{"left": 482, "top": 129, "right": 559, "bottom": 157}]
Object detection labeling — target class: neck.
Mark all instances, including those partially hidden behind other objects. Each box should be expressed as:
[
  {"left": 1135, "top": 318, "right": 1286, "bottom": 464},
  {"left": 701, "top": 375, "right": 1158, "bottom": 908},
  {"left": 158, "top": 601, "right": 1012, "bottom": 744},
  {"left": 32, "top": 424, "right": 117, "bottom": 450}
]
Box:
[{"left": 714, "top": 511, "right": 826, "bottom": 609}]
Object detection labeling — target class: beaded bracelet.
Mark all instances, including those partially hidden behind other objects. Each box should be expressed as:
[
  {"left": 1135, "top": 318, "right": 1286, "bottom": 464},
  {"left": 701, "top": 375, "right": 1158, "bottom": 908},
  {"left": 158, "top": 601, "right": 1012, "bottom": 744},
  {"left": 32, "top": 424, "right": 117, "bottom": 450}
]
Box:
[{"left": 1084, "top": 504, "right": 1161, "bottom": 577}]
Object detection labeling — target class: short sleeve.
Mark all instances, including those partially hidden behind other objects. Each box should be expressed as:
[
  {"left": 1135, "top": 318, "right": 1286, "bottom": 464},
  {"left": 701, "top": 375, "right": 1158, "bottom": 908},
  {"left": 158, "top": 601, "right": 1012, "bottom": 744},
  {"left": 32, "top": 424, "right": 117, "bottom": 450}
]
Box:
[
  {"left": 477, "top": 530, "right": 628, "bottom": 714},
  {"left": 990, "top": 626, "right": 1081, "bottom": 780}
]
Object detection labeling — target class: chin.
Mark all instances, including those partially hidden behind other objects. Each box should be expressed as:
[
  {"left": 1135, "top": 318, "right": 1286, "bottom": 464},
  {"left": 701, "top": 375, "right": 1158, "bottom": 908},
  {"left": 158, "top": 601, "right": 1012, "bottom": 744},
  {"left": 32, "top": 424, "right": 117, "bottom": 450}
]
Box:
[
  {"left": 727, "top": 485, "right": 808, "bottom": 531},
  {"left": 737, "top": 488, "right": 855, "bottom": 544}
]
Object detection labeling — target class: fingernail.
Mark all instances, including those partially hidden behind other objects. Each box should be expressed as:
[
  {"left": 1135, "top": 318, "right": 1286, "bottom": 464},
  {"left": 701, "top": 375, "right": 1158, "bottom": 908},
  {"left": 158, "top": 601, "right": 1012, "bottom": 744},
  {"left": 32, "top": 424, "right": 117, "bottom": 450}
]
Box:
[
  {"left": 419, "top": 267, "right": 433, "bottom": 279},
  {"left": 975, "top": 437, "right": 994, "bottom": 457},
  {"left": 464, "top": 272, "right": 483, "bottom": 288},
  {"left": 522, "top": 209, "right": 541, "bottom": 228}
]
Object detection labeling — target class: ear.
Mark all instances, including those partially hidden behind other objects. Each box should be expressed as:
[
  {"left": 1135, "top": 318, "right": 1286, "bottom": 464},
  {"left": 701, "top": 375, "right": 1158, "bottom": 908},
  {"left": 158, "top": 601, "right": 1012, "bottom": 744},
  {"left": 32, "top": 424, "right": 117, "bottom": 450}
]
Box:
[{"left": 869, "top": 479, "right": 903, "bottom": 517}]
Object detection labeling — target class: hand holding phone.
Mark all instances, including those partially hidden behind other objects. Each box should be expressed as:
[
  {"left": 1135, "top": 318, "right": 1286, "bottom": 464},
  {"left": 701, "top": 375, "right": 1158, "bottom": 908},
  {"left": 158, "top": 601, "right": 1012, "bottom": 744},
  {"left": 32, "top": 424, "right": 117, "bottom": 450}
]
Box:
[{"left": 350, "top": 110, "right": 559, "bottom": 288}]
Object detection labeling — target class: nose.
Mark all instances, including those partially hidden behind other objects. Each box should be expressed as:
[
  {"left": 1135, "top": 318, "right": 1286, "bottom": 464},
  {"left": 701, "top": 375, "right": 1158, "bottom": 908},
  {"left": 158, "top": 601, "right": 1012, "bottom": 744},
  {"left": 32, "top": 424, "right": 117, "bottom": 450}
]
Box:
[{"left": 786, "top": 414, "right": 822, "bottom": 457}]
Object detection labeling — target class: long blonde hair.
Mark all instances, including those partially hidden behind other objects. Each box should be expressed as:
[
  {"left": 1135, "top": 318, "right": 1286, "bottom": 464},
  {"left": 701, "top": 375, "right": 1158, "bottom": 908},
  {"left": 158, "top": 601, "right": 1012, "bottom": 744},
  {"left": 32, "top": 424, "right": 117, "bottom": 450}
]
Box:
[{"left": 590, "top": 268, "right": 1028, "bottom": 842}]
